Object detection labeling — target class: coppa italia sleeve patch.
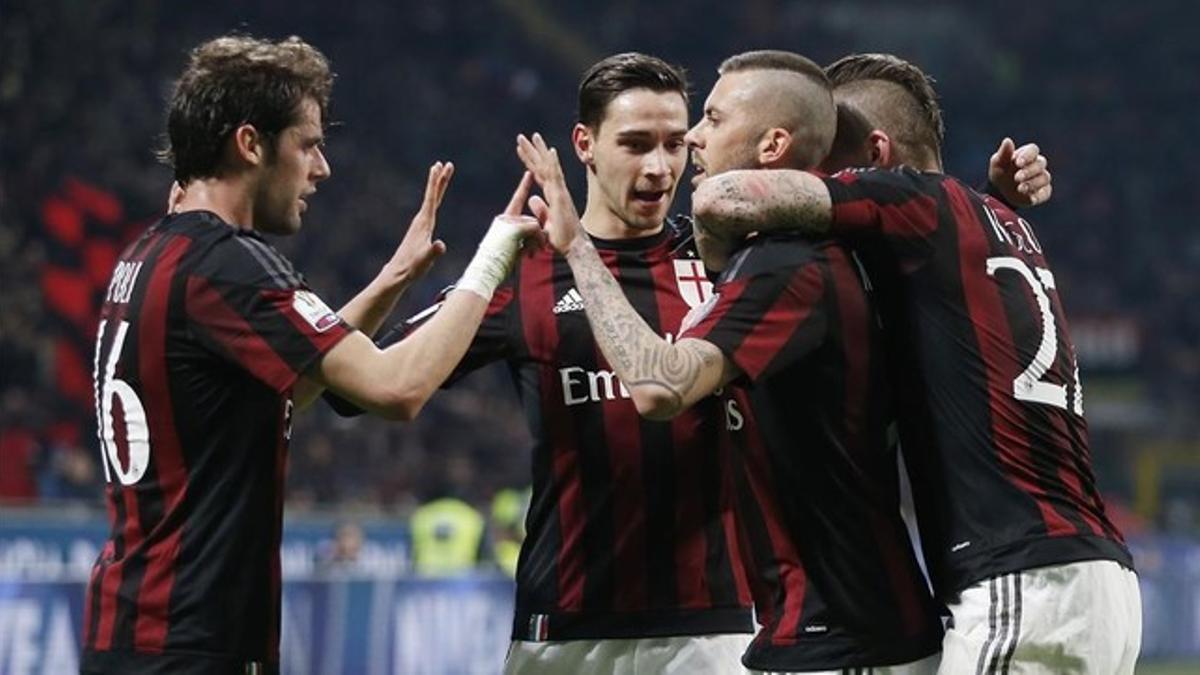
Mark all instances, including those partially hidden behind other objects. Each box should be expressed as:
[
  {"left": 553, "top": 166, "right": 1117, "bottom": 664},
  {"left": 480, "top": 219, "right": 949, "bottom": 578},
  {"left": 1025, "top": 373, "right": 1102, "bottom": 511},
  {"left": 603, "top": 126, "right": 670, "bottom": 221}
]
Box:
[{"left": 292, "top": 289, "right": 342, "bottom": 332}]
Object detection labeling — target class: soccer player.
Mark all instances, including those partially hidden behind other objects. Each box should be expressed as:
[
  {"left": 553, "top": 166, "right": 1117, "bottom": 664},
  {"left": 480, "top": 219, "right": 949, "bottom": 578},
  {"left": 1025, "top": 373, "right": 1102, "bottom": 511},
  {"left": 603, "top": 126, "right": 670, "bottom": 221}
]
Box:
[
  {"left": 690, "top": 53, "right": 1141, "bottom": 673},
  {"left": 515, "top": 50, "right": 946, "bottom": 674},
  {"left": 342, "top": 53, "right": 760, "bottom": 674},
  {"left": 81, "top": 35, "right": 538, "bottom": 674}
]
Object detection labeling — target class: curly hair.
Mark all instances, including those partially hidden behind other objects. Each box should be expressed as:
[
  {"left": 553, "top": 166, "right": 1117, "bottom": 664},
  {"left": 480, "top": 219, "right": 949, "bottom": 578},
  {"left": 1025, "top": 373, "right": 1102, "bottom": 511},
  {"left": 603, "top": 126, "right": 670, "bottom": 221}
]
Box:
[{"left": 160, "top": 34, "right": 334, "bottom": 182}]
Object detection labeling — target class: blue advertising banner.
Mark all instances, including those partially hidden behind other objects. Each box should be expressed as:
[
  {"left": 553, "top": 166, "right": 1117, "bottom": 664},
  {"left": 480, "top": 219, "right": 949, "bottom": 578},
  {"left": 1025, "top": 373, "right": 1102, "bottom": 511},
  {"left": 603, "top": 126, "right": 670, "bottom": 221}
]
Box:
[
  {"left": 0, "top": 576, "right": 514, "bottom": 675},
  {"left": 0, "top": 511, "right": 1194, "bottom": 672}
]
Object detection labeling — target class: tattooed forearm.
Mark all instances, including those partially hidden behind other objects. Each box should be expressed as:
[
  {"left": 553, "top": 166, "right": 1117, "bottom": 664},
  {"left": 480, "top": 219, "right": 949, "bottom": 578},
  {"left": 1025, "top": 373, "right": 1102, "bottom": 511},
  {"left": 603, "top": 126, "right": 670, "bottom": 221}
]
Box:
[
  {"left": 565, "top": 238, "right": 723, "bottom": 416},
  {"left": 692, "top": 169, "right": 834, "bottom": 239}
]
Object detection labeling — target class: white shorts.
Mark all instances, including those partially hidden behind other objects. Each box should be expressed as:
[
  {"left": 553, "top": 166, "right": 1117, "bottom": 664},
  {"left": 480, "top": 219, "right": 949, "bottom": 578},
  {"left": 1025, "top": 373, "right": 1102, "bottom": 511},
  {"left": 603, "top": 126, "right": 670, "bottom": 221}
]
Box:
[
  {"left": 749, "top": 652, "right": 939, "bottom": 675},
  {"left": 504, "top": 633, "right": 754, "bottom": 675},
  {"left": 938, "top": 559, "right": 1142, "bottom": 674}
]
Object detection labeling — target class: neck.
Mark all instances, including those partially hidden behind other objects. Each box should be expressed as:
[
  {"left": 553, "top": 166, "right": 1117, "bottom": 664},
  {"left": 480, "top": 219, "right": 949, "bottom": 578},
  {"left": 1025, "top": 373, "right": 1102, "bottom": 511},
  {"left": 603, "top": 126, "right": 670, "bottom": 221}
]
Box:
[
  {"left": 579, "top": 173, "right": 663, "bottom": 240},
  {"left": 893, "top": 147, "right": 944, "bottom": 173},
  {"left": 175, "top": 176, "right": 256, "bottom": 230}
]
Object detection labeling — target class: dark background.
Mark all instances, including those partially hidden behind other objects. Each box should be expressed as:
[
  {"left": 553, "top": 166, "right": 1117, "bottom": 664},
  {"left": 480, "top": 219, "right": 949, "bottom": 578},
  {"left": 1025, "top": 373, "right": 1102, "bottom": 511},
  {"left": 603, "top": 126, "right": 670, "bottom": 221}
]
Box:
[{"left": 1, "top": 0, "right": 1195, "bottom": 534}]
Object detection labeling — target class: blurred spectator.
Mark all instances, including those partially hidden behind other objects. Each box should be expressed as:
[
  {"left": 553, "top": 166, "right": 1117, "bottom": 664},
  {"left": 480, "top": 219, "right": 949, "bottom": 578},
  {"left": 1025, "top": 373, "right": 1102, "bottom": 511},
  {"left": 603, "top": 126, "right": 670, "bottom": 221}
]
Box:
[
  {"left": 36, "top": 440, "right": 100, "bottom": 501},
  {"left": 489, "top": 486, "right": 530, "bottom": 577},
  {"left": 410, "top": 497, "right": 486, "bottom": 577},
  {"left": 317, "top": 521, "right": 367, "bottom": 572}
]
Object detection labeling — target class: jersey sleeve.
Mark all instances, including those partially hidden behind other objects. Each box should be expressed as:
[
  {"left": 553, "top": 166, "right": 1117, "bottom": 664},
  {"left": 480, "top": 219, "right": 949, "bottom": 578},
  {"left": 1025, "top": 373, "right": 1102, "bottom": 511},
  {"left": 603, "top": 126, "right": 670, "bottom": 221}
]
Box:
[
  {"left": 185, "top": 235, "right": 353, "bottom": 394},
  {"left": 680, "top": 245, "right": 830, "bottom": 384},
  {"left": 820, "top": 167, "right": 941, "bottom": 240}
]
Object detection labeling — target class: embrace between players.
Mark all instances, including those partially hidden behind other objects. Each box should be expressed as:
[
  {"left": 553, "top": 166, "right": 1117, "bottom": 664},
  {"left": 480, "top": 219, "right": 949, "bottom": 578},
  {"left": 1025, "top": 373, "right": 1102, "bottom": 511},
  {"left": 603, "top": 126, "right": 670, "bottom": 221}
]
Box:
[{"left": 84, "top": 34, "right": 1139, "bottom": 675}]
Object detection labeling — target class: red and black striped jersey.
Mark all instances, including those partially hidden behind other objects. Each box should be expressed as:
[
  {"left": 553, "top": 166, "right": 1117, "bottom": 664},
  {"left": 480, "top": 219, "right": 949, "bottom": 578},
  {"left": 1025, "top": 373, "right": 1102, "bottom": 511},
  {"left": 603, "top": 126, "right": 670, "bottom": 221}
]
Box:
[
  {"left": 681, "top": 235, "right": 944, "bottom": 671},
  {"left": 821, "top": 167, "right": 1132, "bottom": 600},
  {"left": 369, "top": 220, "right": 753, "bottom": 640},
  {"left": 81, "top": 211, "right": 352, "bottom": 674}
]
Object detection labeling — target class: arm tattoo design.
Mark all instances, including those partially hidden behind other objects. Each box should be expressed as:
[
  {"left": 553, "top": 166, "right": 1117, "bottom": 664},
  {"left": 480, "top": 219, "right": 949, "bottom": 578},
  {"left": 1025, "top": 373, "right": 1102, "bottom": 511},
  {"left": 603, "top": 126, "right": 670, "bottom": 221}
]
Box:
[
  {"left": 568, "top": 241, "right": 721, "bottom": 409},
  {"left": 694, "top": 170, "right": 834, "bottom": 239}
]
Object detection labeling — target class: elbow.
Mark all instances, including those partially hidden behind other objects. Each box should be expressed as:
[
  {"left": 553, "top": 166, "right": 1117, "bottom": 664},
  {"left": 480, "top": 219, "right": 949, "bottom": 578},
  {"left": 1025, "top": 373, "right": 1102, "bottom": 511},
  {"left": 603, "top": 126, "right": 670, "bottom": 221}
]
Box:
[
  {"left": 631, "top": 387, "right": 683, "bottom": 421},
  {"left": 379, "top": 385, "right": 428, "bottom": 422}
]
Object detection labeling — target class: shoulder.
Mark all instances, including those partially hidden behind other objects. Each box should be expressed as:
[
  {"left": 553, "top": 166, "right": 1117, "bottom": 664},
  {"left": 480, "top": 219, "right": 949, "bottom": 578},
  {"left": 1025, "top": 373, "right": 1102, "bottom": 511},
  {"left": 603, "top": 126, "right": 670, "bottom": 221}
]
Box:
[
  {"left": 189, "top": 221, "right": 304, "bottom": 290},
  {"left": 723, "top": 234, "right": 827, "bottom": 280}
]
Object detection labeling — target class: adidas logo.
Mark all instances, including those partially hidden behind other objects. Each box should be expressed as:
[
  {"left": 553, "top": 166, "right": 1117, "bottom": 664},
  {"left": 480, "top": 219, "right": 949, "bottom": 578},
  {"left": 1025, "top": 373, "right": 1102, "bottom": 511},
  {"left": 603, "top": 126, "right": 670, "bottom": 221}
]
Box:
[{"left": 553, "top": 288, "right": 585, "bottom": 314}]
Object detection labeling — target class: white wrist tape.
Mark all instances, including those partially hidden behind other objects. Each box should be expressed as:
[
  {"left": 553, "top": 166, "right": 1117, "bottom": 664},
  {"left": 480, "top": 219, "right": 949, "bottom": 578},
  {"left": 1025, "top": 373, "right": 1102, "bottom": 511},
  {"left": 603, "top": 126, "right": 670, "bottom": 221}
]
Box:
[{"left": 455, "top": 215, "right": 526, "bottom": 301}]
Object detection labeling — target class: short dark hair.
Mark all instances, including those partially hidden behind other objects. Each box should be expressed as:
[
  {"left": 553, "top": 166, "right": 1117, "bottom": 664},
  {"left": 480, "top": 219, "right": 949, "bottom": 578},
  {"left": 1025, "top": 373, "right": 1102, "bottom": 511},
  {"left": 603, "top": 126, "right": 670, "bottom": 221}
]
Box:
[
  {"left": 715, "top": 50, "right": 836, "bottom": 170},
  {"left": 160, "top": 34, "right": 334, "bottom": 183},
  {"left": 825, "top": 53, "right": 944, "bottom": 161},
  {"left": 577, "top": 52, "right": 688, "bottom": 130},
  {"left": 718, "top": 50, "right": 829, "bottom": 85}
]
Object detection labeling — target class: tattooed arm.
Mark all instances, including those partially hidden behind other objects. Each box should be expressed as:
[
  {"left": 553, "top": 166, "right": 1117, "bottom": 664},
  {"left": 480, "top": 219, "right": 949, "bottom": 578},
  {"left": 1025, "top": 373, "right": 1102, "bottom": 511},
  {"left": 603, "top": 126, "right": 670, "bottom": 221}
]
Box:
[
  {"left": 565, "top": 236, "right": 737, "bottom": 419},
  {"left": 517, "top": 133, "right": 740, "bottom": 420},
  {"left": 691, "top": 169, "right": 834, "bottom": 240}
]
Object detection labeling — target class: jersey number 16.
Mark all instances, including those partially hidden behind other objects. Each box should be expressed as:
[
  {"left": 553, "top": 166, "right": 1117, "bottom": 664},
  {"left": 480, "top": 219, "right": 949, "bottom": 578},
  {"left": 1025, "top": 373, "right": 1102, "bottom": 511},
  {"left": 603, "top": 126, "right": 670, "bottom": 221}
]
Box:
[{"left": 93, "top": 319, "right": 151, "bottom": 485}]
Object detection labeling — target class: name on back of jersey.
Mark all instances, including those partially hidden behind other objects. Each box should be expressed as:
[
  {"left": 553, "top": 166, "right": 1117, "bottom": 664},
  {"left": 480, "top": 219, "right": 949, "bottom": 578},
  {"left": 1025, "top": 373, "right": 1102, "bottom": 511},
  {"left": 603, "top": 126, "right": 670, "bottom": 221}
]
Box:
[
  {"left": 105, "top": 261, "right": 143, "bottom": 305},
  {"left": 983, "top": 199, "right": 1044, "bottom": 257}
]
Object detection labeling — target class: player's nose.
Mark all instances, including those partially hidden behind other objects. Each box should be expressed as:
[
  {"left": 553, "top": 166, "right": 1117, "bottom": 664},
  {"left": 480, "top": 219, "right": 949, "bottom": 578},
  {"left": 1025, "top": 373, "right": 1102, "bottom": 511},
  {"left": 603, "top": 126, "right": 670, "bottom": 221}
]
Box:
[
  {"left": 644, "top": 147, "right": 670, "bottom": 178},
  {"left": 312, "top": 148, "right": 332, "bottom": 181}
]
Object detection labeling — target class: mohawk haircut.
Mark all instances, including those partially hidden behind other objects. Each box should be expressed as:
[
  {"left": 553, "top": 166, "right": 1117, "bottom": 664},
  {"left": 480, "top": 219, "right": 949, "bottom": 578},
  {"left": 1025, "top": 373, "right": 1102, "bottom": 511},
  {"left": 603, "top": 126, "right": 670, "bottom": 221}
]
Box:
[
  {"left": 825, "top": 53, "right": 945, "bottom": 167},
  {"left": 578, "top": 53, "right": 689, "bottom": 130},
  {"left": 715, "top": 50, "right": 836, "bottom": 170},
  {"left": 717, "top": 49, "right": 828, "bottom": 83}
]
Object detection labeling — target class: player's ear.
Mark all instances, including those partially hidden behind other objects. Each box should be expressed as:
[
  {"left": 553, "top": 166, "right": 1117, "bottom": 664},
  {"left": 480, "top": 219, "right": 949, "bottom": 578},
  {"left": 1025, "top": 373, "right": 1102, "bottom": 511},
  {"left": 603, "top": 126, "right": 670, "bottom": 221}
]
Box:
[
  {"left": 572, "top": 123, "right": 596, "bottom": 169},
  {"left": 867, "top": 129, "right": 892, "bottom": 168},
  {"left": 758, "top": 128, "right": 792, "bottom": 168},
  {"left": 230, "top": 123, "right": 267, "bottom": 169}
]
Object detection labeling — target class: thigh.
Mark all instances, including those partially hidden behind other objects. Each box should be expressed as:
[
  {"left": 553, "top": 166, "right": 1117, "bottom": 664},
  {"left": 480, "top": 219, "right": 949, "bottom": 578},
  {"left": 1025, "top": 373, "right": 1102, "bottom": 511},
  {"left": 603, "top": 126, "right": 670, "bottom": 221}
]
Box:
[
  {"left": 504, "top": 639, "right": 634, "bottom": 675},
  {"left": 638, "top": 634, "right": 754, "bottom": 675},
  {"left": 750, "top": 652, "right": 938, "bottom": 675},
  {"left": 940, "top": 561, "right": 1141, "bottom": 675}
]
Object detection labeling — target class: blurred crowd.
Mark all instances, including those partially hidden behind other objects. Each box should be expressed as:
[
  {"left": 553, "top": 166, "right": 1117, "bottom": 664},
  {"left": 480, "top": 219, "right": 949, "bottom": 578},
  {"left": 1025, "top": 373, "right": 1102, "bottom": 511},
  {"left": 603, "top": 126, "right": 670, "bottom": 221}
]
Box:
[{"left": 1, "top": 1, "right": 1196, "bottom": 531}]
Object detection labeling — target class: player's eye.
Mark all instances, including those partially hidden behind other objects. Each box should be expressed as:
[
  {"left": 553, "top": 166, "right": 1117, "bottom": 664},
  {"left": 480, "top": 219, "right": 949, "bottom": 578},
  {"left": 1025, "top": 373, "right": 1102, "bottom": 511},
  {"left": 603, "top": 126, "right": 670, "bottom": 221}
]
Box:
[{"left": 620, "top": 139, "right": 653, "bottom": 154}]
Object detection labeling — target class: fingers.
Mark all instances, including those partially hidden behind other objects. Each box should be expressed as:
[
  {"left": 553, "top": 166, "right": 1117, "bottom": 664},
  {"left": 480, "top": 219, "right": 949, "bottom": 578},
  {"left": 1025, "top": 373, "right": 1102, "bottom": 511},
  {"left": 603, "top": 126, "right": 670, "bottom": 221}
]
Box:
[
  {"left": 510, "top": 214, "right": 543, "bottom": 235},
  {"left": 1013, "top": 143, "right": 1041, "bottom": 169},
  {"left": 991, "top": 137, "right": 1015, "bottom": 167},
  {"left": 1019, "top": 166, "right": 1051, "bottom": 192},
  {"left": 432, "top": 162, "right": 454, "bottom": 207},
  {"left": 422, "top": 161, "right": 454, "bottom": 206},
  {"left": 1015, "top": 154, "right": 1048, "bottom": 185},
  {"left": 527, "top": 195, "right": 550, "bottom": 226},
  {"left": 1030, "top": 183, "right": 1052, "bottom": 206},
  {"left": 516, "top": 133, "right": 563, "bottom": 185},
  {"left": 1021, "top": 171, "right": 1052, "bottom": 203},
  {"left": 504, "top": 171, "right": 534, "bottom": 216}
]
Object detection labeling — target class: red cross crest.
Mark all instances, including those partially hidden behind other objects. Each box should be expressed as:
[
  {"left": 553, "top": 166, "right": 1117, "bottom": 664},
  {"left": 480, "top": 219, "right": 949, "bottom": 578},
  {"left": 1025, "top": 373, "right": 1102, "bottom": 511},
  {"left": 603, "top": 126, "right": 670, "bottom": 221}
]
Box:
[{"left": 673, "top": 259, "right": 714, "bottom": 309}]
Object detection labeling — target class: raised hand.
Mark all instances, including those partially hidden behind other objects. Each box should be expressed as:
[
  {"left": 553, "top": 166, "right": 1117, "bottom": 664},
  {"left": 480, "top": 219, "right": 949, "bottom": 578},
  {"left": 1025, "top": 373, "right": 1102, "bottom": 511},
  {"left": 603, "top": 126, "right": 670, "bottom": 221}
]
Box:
[
  {"left": 381, "top": 161, "right": 455, "bottom": 284},
  {"left": 497, "top": 170, "right": 541, "bottom": 239},
  {"left": 516, "top": 133, "right": 585, "bottom": 254},
  {"left": 988, "top": 138, "right": 1053, "bottom": 207}
]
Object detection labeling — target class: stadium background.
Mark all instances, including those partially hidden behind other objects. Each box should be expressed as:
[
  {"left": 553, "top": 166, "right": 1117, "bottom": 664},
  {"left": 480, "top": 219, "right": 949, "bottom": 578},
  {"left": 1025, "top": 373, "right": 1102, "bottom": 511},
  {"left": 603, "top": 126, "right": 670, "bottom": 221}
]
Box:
[{"left": 0, "top": 1, "right": 1195, "bottom": 672}]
